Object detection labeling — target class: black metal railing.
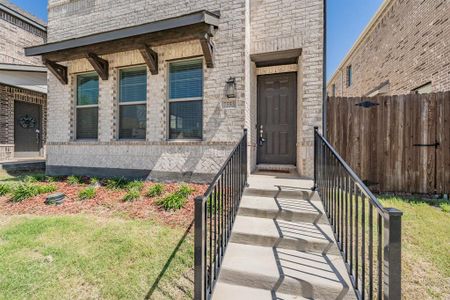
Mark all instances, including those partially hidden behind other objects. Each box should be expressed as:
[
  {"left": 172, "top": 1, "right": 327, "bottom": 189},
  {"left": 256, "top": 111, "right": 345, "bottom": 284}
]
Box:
[
  {"left": 313, "top": 127, "right": 402, "bottom": 300},
  {"left": 194, "top": 129, "right": 248, "bottom": 300}
]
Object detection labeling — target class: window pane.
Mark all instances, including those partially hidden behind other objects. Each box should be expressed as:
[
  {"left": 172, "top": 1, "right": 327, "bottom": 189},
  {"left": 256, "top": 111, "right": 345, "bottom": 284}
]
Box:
[
  {"left": 169, "top": 101, "right": 202, "bottom": 139},
  {"left": 119, "top": 67, "right": 147, "bottom": 102},
  {"left": 169, "top": 60, "right": 203, "bottom": 99},
  {"left": 77, "top": 74, "right": 99, "bottom": 105},
  {"left": 119, "top": 104, "right": 146, "bottom": 139},
  {"left": 76, "top": 107, "right": 98, "bottom": 139}
]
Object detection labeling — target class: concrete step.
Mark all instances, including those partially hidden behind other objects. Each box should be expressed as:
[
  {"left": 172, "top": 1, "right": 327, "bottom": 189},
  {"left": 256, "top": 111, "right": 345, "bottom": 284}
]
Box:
[
  {"left": 217, "top": 243, "right": 356, "bottom": 300},
  {"left": 231, "top": 216, "right": 340, "bottom": 255},
  {"left": 239, "top": 191, "right": 329, "bottom": 224},
  {"left": 213, "top": 282, "right": 310, "bottom": 300}
]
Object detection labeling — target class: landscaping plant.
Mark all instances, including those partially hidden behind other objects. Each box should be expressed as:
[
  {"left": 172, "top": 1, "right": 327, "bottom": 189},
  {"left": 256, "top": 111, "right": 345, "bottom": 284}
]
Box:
[
  {"left": 10, "top": 184, "right": 39, "bottom": 202},
  {"left": 0, "top": 183, "right": 13, "bottom": 196},
  {"left": 156, "top": 184, "right": 194, "bottom": 211},
  {"left": 146, "top": 183, "right": 165, "bottom": 197},
  {"left": 104, "top": 177, "right": 129, "bottom": 190},
  {"left": 67, "top": 175, "right": 82, "bottom": 185},
  {"left": 126, "top": 180, "right": 144, "bottom": 191},
  {"left": 123, "top": 188, "right": 141, "bottom": 202},
  {"left": 79, "top": 186, "right": 96, "bottom": 200},
  {"left": 36, "top": 184, "right": 58, "bottom": 194}
]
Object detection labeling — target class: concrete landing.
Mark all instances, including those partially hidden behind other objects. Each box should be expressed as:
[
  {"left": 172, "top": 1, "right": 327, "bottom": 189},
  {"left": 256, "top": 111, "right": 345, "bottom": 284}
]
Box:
[
  {"left": 213, "top": 172, "right": 356, "bottom": 300},
  {"left": 0, "top": 158, "right": 45, "bottom": 172}
]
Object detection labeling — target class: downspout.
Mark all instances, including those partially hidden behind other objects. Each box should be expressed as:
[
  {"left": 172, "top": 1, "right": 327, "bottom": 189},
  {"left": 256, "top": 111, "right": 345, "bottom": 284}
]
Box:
[{"left": 322, "top": 0, "right": 327, "bottom": 138}]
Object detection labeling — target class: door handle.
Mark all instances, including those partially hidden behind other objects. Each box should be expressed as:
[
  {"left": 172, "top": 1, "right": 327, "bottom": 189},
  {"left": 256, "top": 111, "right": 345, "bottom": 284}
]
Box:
[
  {"left": 258, "top": 125, "right": 266, "bottom": 146},
  {"left": 35, "top": 129, "right": 40, "bottom": 144}
]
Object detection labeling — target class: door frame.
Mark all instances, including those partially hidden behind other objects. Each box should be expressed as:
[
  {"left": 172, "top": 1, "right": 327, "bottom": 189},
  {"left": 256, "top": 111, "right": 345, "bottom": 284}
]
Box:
[{"left": 256, "top": 72, "right": 297, "bottom": 165}]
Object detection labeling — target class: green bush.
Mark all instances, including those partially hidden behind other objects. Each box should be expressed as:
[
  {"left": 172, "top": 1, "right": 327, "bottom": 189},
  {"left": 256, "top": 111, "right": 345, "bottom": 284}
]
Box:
[
  {"left": 90, "top": 177, "right": 100, "bottom": 185},
  {"left": 79, "top": 186, "right": 96, "bottom": 200},
  {"left": 11, "top": 184, "right": 39, "bottom": 202},
  {"left": 123, "top": 188, "right": 141, "bottom": 202},
  {"left": 177, "top": 184, "right": 194, "bottom": 198},
  {"left": 67, "top": 176, "right": 82, "bottom": 185},
  {"left": 23, "top": 175, "right": 38, "bottom": 183},
  {"left": 104, "top": 177, "right": 129, "bottom": 190},
  {"left": 0, "top": 183, "right": 13, "bottom": 196},
  {"left": 146, "top": 183, "right": 164, "bottom": 197},
  {"left": 126, "top": 180, "right": 144, "bottom": 191},
  {"left": 36, "top": 184, "right": 58, "bottom": 194},
  {"left": 156, "top": 184, "right": 194, "bottom": 211}
]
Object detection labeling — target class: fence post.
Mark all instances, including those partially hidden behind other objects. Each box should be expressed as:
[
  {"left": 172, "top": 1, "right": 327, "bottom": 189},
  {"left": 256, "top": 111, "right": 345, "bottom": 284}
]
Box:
[
  {"left": 383, "top": 208, "right": 402, "bottom": 300},
  {"left": 194, "top": 196, "right": 206, "bottom": 300},
  {"left": 313, "top": 126, "right": 319, "bottom": 191}
]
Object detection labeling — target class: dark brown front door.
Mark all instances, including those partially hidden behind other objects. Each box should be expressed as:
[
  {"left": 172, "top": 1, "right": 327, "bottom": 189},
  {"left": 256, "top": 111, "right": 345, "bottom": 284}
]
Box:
[
  {"left": 257, "top": 73, "right": 297, "bottom": 165},
  {"left": 14, "top": 101, "right": 42, "bottom": 157}
]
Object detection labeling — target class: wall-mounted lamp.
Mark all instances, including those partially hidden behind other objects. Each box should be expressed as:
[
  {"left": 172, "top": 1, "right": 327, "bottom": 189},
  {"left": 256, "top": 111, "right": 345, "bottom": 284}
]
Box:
[{"left": 226, "top": 77, "right": 236, "bottom": 98}]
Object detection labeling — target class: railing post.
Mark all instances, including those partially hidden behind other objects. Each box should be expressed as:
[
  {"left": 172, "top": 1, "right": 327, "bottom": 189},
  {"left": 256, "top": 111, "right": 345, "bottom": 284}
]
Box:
[
  {"left": 313, "top": 126, "right": 319, "bottom": 191},
  {"left": 194, "top": 196, "right": 206, "bottom": 300},
  {"left": 383, "top": 208, "right": 402, "bottom": 300}
]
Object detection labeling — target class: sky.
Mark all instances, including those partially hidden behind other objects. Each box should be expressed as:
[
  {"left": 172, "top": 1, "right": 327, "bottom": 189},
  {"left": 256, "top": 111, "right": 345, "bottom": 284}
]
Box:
[{"left": 11, "top": 0, "right": 384, "bottom": 81}]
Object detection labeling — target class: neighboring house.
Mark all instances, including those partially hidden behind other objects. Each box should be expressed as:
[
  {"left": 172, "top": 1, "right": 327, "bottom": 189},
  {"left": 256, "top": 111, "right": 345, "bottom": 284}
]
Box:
[
  {"left": 327, "top": 0, "right": 450, "bottom": 97},
  {"left": 25, "top": 0, "right": 324, "bottom": 182},
  {"left": 0, "top": 0, "right": 47, "bottom": 161}
]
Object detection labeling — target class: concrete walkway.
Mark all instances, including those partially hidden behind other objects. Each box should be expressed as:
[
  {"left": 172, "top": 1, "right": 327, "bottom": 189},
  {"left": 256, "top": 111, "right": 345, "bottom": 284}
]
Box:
[{"left": 213, "top": 171, "right": 357, "bottom": 300}]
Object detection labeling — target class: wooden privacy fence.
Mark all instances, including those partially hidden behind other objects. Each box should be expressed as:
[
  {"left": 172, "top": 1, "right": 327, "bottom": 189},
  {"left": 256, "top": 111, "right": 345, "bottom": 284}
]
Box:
[{"left": 327, "top": 92, "right": 450, "bottom": 194}]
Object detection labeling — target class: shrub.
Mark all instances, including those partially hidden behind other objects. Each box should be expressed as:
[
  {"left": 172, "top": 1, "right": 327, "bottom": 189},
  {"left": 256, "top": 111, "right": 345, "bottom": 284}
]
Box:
[
  {"left": 126, "top": 180, "right": 144, "bottom": 191},
  {"left": 90, "top": 177, "right": 100, "bottom": 185},
  {"left": 36, "top": 184, "right": 58, "bottom": 194},
  {"left": 105, "top": 177, "right": 129, "bottom": 190},
  {"left": 146, "top": 183, "right": 164, "bottom": 197},
  {"left": 10, "top": 184, "right": 39, "bottom": 202},
  {"left": 123, "top": 188, "right": 141, "bottom": 202},
  {"left": 79, "top": 186, "right": 96, "bottom": 200},
  {"left": 156, "top": 184, "right": 194, "bottom": 211},
  {"left": 23, "top": 175, "right": 38, "bottom": 183},
  {"left": 67, "top": 176, "right": 82, "bottom": 185},
  {"left": 0, "top": 183, "right": 13, "bottom": 196},
  {"left": 177, "top": 184, "right": 194, "bottom": 198}
]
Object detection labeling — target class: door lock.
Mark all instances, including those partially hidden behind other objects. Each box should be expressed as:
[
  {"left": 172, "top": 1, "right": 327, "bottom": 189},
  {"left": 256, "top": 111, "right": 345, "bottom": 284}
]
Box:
[{"left": 258, "top": 125, "right": 266, "bottom": 146}]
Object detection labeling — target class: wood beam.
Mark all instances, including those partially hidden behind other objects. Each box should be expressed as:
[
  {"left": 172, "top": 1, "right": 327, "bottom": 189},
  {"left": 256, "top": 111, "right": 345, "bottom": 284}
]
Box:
[
  {"left": 139, "top": 45, "right": 158, "bottom": 75},
  {"left": 43, "top": 59, "right": 67, "bottom": 85},
  {"left": 200, "top": 33, "right": 214, "bottom": 68},
  {"left": 86, "top": 53, "right": 109, "bottom": 80}
]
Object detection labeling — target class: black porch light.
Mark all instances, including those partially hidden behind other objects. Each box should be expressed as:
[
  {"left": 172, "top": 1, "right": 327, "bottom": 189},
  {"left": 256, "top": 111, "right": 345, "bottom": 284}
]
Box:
[{"left": 226, "top": 77, "right": 236, "bottom": 98}]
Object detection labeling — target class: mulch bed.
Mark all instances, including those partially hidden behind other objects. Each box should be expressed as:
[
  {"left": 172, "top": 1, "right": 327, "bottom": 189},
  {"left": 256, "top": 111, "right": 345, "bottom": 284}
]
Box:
[{"left": 0, "top": 182, "right": 207, "bottom": 228}]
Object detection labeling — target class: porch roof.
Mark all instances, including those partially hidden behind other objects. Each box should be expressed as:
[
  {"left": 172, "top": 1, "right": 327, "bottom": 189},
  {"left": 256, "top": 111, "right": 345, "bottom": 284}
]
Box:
[{"left": 24, "top": 11, "right": 219, "bottom": 84}]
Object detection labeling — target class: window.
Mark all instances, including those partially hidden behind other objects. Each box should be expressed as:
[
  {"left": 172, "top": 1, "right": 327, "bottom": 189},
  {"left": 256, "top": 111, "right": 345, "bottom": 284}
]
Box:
[
  {"left": 412, "top": 82, "right": 432, "bottom": 94},
  {"left": 76, "top": 73, "right": 99, "bottom": 139},
  {"left": 168, "top": 59, "right": 203, "bottom": 140},
  {"left": 346, "top": 65, "right": 352, "bottom": 87},
  {"left": 332, "top": 84, "right": 336, "bottom": 97},
  {"left": 119, "top": 66, "right": 147, "bottom": 139}
]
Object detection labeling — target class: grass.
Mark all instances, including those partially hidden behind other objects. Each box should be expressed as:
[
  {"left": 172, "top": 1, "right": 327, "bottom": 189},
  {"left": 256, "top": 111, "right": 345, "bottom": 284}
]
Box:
[
  {"left": 379, "top": 196, "right": 450, "bottom": 299},
  {"left": 78, "top": 187, "right": 96, "bottom": 200},
  {"left": 156, "top": 185, "right": 194, "bottom": 211},
  {"left": 67, "top": 175, "right": 82, "bottom": 185},
  {"left": 0, "top": 215, "right": 194, "bottom": 299}
]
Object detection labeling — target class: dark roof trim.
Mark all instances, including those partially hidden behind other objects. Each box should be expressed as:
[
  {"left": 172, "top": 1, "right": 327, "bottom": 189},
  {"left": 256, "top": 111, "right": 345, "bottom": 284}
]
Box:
[
  {"left": 25, "top": 10, "right": 219, "bottom": 57},
  {"left": 0, "top": 2, "right": 47, "bottom": 30}
]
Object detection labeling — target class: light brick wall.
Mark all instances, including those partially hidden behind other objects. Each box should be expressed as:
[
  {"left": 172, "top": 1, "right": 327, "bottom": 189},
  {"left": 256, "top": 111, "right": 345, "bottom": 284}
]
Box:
[
  {"left": 45, "top": 0, "right": 324, "bottom": 179},
  {"left": 250, "top": 0, "right": 324, "bottom": 176},
  {"left": 0, "top": 18, "right": 45, "bottom": 66},
  {"left": 328, "top": 0, "right": 450, "bottom": 97}
]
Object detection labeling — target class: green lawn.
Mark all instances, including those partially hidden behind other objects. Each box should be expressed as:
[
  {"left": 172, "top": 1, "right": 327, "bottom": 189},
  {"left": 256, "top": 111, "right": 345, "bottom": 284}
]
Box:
[
  {"left": 0, "top": 214, "right": 194, "bottom": 299},
  {"left": 380, "top": 196, "right": 450, "bottom": 300}
]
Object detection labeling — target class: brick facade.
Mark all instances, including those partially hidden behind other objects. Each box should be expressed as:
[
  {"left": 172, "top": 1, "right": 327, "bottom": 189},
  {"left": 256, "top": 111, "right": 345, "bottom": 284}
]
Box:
[
  {"left": 0, "top": 2, "right": 47, "bottom": 160},
  {"left": 327, "top": 0, "right": 450, "bottom": 97},
  {"left": 43, "top": 0, "right": 324, "bottom": 180}
]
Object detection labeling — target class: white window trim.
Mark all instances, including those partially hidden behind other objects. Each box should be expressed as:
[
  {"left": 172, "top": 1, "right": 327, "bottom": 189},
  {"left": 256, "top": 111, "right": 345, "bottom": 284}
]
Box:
[
  {"left": 117, "top": 65, "right": 148, "bottom": 140},
  {"left": 75, "top": 72, "right": 99, "bottom": 140},
  {"left": 167, "top": 58, "right": 204, "bottom": 141}
]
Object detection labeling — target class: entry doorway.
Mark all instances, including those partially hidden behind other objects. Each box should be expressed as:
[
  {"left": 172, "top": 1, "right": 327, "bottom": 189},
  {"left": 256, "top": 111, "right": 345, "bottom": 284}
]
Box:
[
  {"left": 257, "top": 72, "right": 297, "bottom": 165},
  {"left": 14, "top": 101, "right": 42, "bottom": 157}
]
